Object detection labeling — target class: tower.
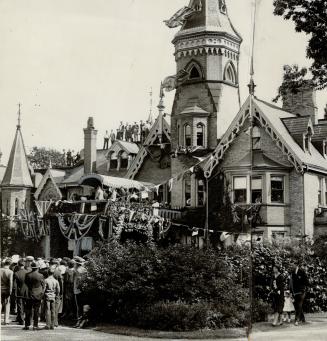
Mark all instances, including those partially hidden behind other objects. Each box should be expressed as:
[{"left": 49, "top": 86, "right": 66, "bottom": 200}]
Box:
[
  {"left": 168, "top": 0, "right": 242, "bottom": 207},
  {"left": 1, "top": 105, "right": 33, "bottom": 219},
  {"left": 171, "top": 0, "right": 242, "bottom": 147}
]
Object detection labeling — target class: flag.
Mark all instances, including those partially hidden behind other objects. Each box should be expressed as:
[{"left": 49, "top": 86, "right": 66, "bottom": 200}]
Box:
[
  {"left": 162, "top": 75, "right": 176, "bottom": 92},
  {"left": 164, "top": 6, "right": 195, "bottom": 28}
]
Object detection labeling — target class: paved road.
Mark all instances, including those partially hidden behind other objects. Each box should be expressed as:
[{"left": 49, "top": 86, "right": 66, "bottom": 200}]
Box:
[{"left": 1, "top": 319, "right": 327, "bottom": 341}]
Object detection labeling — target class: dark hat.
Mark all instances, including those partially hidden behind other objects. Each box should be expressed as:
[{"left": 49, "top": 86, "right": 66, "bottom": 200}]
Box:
[
  {"left": 50, "top": 258, "right": 59, "bottom": 265},
  {"left": 30, "top": 261, "right": 39, "bottom": 269}
]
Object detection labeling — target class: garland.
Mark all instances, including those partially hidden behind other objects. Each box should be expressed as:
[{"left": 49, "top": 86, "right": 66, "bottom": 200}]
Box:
[{"left": 57, "top": 213, "right": 97, "bottom": 240}]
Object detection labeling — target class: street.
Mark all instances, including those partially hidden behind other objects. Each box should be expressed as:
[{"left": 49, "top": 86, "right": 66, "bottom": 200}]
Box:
[{"left": 1, "top": 317, "right": 327, "bottom": 341}]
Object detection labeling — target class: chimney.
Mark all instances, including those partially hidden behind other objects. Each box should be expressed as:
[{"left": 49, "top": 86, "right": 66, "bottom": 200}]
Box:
[
  {"left": 83, "top": 117, "right": 97, "bottom": 174},
  {"left": 282, "top": 84, "right": 317, "bottom": 124}
]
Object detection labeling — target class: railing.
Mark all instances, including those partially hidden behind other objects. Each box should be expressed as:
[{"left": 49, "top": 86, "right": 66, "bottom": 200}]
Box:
[{"left": 158, "top": 208, "right": 183, "bottom": 220}]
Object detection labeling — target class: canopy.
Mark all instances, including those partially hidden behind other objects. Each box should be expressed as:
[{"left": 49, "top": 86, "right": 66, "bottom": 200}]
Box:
[{"left": 79, "top": 174, "right": 154, "bottom": 191}]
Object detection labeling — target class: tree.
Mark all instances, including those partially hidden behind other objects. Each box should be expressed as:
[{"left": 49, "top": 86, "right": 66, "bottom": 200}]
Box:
[
  {"left": 273, "top": 64, "right": 312, "bottom": 103},
  {"left": 273, "top": 0, "right": 327, "bottom": 90},
  {"left": 28, "top": 146, "right": 66, "bottom": 169}
]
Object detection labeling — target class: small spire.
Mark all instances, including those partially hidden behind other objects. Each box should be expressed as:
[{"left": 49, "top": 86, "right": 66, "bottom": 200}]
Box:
[
  {"left": 17, "top": 103, "right": 22, "bottom": 129},
  {"left": 147, "top": 87, "right": 153, "bottom": 125},
  {"left": 49, "top": 157, "right": 52, "bottom": 169},
  {"left": 157, "top": 82, "right": 165, "bottom": 114}
]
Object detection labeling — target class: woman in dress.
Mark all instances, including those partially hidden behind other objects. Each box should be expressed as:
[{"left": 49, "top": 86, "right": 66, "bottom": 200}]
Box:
[{"left": 270, "top": 265, "right": 285, "bottom": 326}]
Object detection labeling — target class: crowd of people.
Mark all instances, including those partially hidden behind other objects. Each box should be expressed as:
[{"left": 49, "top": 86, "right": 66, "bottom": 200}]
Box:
[
  {"left": 0, "top": 255, "right": 89, "bottom": 331},
  {"left": 103, "top": 120, "right": 152, "bottom": 149},
  {"left": 269, "top": 259, "right": 309, "bottom": 326}
]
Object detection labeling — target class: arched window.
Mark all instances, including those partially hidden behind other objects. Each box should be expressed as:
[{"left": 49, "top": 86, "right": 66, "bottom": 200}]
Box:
[
  {"left": 224, "top": 63, "right": 237, "bottom": 84},
  {"left": 189, "top": 66, "right": 201, "bottom": 79},
  {"left": 304, "top": 127, "right": 313, "bottom": 152},
  {"left": 184, "top": 175, "right": 191, "bottom": 207},
  {"left": 184, "top": 124, "right": 192, "bottom": 147},
  {"left": 15, "top": 198, "right": 19, "bottom": 215},
  {"left": 196, "top": 123, "right": 205, "bottom": 147}
]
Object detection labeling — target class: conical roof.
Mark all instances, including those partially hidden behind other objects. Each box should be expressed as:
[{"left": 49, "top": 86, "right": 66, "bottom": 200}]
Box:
[
  {"left": 176, "top": 0, "right": 242, "bottom": 41},
  {"left": 1, "top": 126, "right": 33, "bottom": 187}
]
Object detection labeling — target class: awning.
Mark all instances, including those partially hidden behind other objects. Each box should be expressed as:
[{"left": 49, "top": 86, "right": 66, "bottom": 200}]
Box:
[{"left": 79, "top": 174, "right": 154, "bottom": 191}]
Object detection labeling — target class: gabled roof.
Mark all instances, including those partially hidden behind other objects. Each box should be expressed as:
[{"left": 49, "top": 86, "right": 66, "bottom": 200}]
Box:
[
  {"left": 34, "top": 168, "right": 64, "bottom": 200},
  {"left": 106, "top": 140, "right": 139, "bottom": 156},
  {"left": 126, "top": 113, "right": 171, "bottom": 179},
  {"left": 1, "top": 127, "right": 33, "bottom": 188},
  {"left": 204, "top": 96, "right": 327, "bottom": 177}
]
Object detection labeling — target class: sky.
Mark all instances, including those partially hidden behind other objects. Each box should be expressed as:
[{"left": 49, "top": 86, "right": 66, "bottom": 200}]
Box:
[{"left": 0, "top": 0, "right": 326, "bottom": 164}]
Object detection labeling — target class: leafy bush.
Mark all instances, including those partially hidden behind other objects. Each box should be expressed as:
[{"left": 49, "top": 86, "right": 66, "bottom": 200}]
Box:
[{"left": 82, "top": 241, "right": 249, "bottom": 330}]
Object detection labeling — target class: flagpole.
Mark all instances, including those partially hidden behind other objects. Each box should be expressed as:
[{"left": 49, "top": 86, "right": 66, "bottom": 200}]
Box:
[{"left": 248, "top": 0, "right": 257, "bottom": 337}]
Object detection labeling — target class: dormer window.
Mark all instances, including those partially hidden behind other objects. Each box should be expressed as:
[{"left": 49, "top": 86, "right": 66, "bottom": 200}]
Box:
[
  {"left": 304, "top": 127, "right": 313, "bottom": 153},
  {"left": 323, "top": 140, "right": 327, "bottom": 158}
]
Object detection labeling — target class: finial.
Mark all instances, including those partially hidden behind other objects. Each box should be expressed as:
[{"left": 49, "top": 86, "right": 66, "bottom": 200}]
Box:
[
  {"left": 17, "top": 103, "right": 22, "bottom": 129},
  {"left": 148, "top": 87, "right": 153, "bottom": 124},
  {"left": 49, "top": 157, "right": 52, "bottom": 169}
]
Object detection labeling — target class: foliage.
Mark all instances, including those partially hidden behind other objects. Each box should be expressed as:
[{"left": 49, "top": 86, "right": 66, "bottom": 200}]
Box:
[
  {"left": 273, "top": 64, "right": 312, "bottom": 103},
  {"left": 82, "top": 241, "right": 249, "bottom": 330},
  {"left": 252, "top": 241, "right": 327, "bottom": 315},
  {"left": 273, "top": 0, "right": 327, "bottom": 90},
  {"left": 28, "top": 146, "right": 66, "bottom": 169}
]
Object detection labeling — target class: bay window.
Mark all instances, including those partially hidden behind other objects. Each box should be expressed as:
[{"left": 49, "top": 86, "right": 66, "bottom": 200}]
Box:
[
  {"left": 184, "top": 177, "right": 191, "bottom": 206},
  {"left": 234, "top": 176, "right": 247, "bottom": 204},
  {"left": 251, "top": 177, "right": 262, "bottom": 203},
  {"left": 271, "top": 176, "right": 284, "bottom": 203},
  {"left": 197, "top": 179, "right": 205, "bottom": 206},
  {"left": 196, "top": 123, "right": 205, "bottom": 147}
]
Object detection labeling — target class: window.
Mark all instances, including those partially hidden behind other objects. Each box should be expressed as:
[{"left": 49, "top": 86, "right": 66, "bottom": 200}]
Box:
[
  {"left": 189, "top": 66, "right": 201, "bottom": 79},
  {"left": 184, "top": 177, "right": 191, "bottom": 207},
  {"left": 184, "top": 124, "right": 192, "bottom": 147},
  {"left": 251, "top": 177, "right": 262, "bottom": 203},
  {"left": 224, "top": 63, "right": 236, "bottom": 84},
  {"left": 304, "top": 127, "right": 312, "bottom": 152},
  {"left": 234, "top": 176, "right": 247, "bottom": 203},
  {"left": 271, "top": 176, "right": 284, "bottom": 203},
  {"left": 120, "top": 158, "right": 128, "bottom": 169},
  {"left": 197, "top": 179, "right": 205, "bottom": 206},
  {"left": 196, "top": 123, "right": 205, "bottom": 147},
  {"left": 325, "top": 178, "right": 327, "bottom": 206},
  {"left": 15, "top": 198, "right": 19, "bottom": 215},
  {"left": 319, "top": 178, "right": 323, "bottom": 205},
  {"left": 272, "top": 232, "right": 285, "bottom": 240},
  {"left": 252, "top": 126, "right": 261, "bottom": 150},
  {"left": 177, "top": 124, "right": 180, "bottom": 145}
]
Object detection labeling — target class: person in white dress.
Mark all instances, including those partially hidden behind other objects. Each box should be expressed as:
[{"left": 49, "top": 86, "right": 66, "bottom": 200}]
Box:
[{"left": 283, "top": 290, "right": 295, "bottom": 323}]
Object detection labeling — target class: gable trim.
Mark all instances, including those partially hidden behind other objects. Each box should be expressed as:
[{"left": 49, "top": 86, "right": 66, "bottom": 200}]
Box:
[
  {"left": 34, "top": 169, "right": 62, "bottom": 200},
  {"left": 204, "top": 98, "right": 304, "bottom": 178}
]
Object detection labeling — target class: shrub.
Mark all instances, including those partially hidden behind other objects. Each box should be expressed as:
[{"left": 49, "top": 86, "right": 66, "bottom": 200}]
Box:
[{"left": 82, "top": 241, "right": 249, "bottom": 330}]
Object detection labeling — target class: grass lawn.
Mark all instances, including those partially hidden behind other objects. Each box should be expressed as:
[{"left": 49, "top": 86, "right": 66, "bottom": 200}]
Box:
[{"left": 94, "top": 324, "right": 247, "bottom": 339}]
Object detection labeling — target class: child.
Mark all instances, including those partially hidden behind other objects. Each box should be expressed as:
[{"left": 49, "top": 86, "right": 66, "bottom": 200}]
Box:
[
  {"left": 44, "top": 268, "right": 60, "bottom": 330},
  {"left": 283, "top": 290, "right": 295, "bottom": 323}
]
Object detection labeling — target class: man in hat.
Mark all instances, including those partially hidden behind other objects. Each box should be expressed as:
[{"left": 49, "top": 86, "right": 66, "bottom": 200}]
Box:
[
  {"left": 1, "top": 258, "right": 13, "bottom": 325},
  {"left": 14, "top": 259, "right": 28, "bottom": 325},
  {"left": 62, "top": 259, "right": 75, "bottom": 320},
  {"left": 10, "top": 255, "right": 20, "bottom": 315},
  {"left": 24, "top": 261, "right": 45, "bottom": 331},
  {"left": 290, "top": 259, "right": 309, "bottom": 326},
  {"left": 73, "top": 256, "right": 87, "bottom": 321},
  {"left": 25, "top": 256, "right": 34, "bottom": 273}
]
